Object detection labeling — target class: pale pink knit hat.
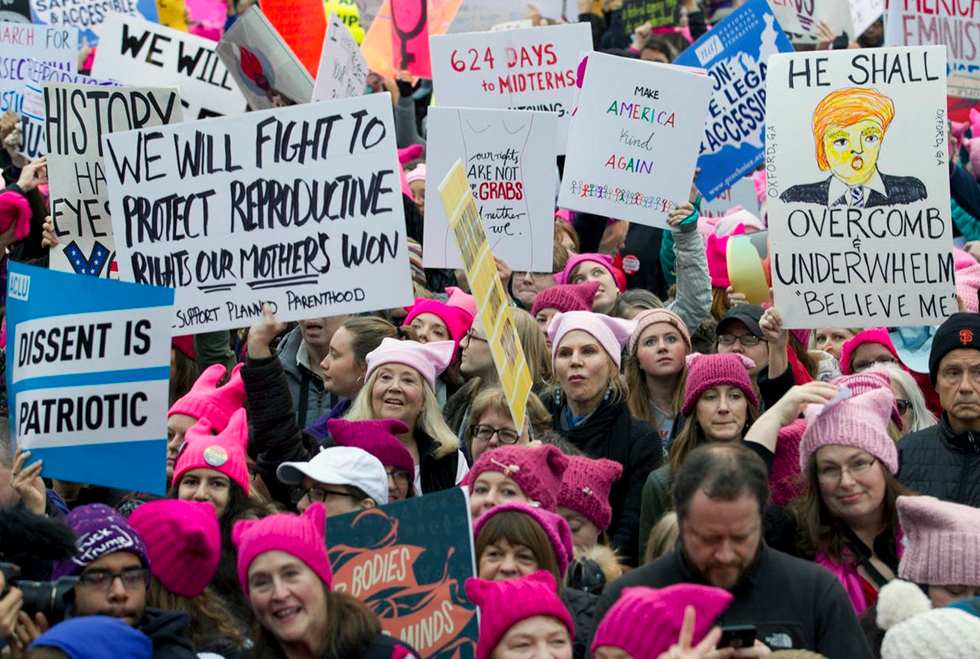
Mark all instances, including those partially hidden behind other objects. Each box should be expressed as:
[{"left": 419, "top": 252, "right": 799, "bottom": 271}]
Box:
[
  {"left": 628, "top": 308, "right": 692, "bottom": 354},
  {"left": 547, "top": 311, "right": 636, "bottom": 369},
  {"left": 897, "top": 495, "right": 980, "bottom": 587},
  {"left": 557, "top": 455, "right": 622, "bottom": 531},
  {"left": 465, "top": 444, "right": 569, "bottom": 512},
  {"left": 365, "top": 337, "right": 455, "bottom": 389},
  {"left": 799, "top": 387, "right": 898, "bottom": 473},
  {"left": 168, "top": 363, "right": 245, "bottom": 430}
]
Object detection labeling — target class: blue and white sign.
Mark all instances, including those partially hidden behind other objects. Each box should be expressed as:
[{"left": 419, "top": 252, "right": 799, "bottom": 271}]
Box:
[
  {"left": 6, "top": 263, "right": 174, "bottom": 494},
  {"left": 675, "top": 0, "right": 793, "bottom": 200},
  {"left": 30, "top": 1, "right": 159, "bottom": 44}
]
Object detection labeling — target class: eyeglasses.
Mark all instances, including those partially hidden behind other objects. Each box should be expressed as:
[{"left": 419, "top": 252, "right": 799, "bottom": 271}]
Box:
[
  {"left": 717, "top": 333, "right": 764, "bottom": 347},
  {"left": 895, "top": 399, "right": 911, "bottom": 415},
  {"left": 77, "top": 568, "right": 149, "bottom": 592},
  {"left": 303, "top": 486, "right": 355, "bottom": 503},
  {"left": 463, "top": 330, "right": 488, "bottom": 344},
  {"left": 817, "top": 456, "right": 877, "bottom": 484},
  {"left": 470, "top": 424, "right": 520, "bottom": 444},
  {"left": 853, "top": 356, "right": 898, "bottom": 372},
  {"left": 386, "top": 467, "right": 412, "bottom": 485}
]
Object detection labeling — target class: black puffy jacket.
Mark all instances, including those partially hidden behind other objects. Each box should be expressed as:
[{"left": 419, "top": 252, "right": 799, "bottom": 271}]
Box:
[
  {"left": 562, "top": 587, "right": 597, "bottom": 659},
  {"left": 898, "top": 415, "right": 980, "bottom": 506}
]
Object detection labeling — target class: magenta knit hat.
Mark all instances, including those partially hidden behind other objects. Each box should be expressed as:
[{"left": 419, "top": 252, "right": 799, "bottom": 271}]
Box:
[
  {"left": 327, "top": 418, "right": 415, "bottom": 475},
  {"left": 557, "top": 456, "right": 622, "bottom": 531},
  {"left": 839, "top": 328, "right": 900, "bottom": 375},
  {"left": 403, "top": 297, "right": 474, "bottom": 350},
  {"left": 833, "top": 371, "right": 904, "bottom": 428},
  {"left": 799, "top": 387, "right": 898, "bottom": 473},
  {"left": 592, "top": 585, "right": 733, "bottom": 658},
  {"left": 364, "top": 337, "right": 455, "bottom": 390},
  {"left": 473, "top": 502, "right": 574, "bottom": 577},
  {"left": 465, "top": 571, "right": 574, "bottom": 659},
  {"left": 168, "top": 363, "right": 245, "bottom": 430},
  {"left": 628, "top": 308, "right": 692, "bottom": 354},
  {"left": 465, "top": 445, "right": 569, "bottom": 512},
  {"left": 898, "top": 495, "right": 980, "bottom": 587},
  {"left": 531, "top": 281, "right": 601, "bottom": 317},
  {"left": 769, "top": 419, "right": 807, "bottom": 506},
  {"left": 128, "top": 500, "right": 220, "bottom": 598},
  {"left": 233, "top": 503, "right": 332, "bottom": 596},
  {"left": 547, "top": 311, "right": 636, "bottom": 369},
  {"left": 706, "top": 224, "right": 745, "bottom": 288},
  {"left": 172, "top": 408, "right": 251, "bottom": 494},
  {"left": 681, "top": 352, "right": 759, "bottom": 417},
  {"left": 556, "top": 252, "right": 624, "bottom": 291}
]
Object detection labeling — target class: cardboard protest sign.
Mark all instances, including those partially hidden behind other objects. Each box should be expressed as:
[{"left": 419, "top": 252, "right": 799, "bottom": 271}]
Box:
[
  {"left": 327, "top": 0, "right": 367, "bottom": 43},
  {"left": 389, "top": 0, "right": 430, "bottom": 77},
  {"left": 5, "top": 261, "right": 174, "bottom": 494},
  {"left": 766, "top": 46, "right": 955, "bottom": 328},
  {"left": 429, "top": 22, "right": 592, "bottom": 152},
  {"left": 216, "top": 6, "right": 314, "bottom": 111},
  {"left": 675, "top": 0, "right": 792, "bottom": 200},
  {"left": 700, "top": 175, "right": 761, "bottom": 218},
  {"left": 424, "top": 107, "right": 557, "bottom": 271},
  {"left": 849, "top": 0, "right": 883, "bottom": 38},
  {"left": 0, "top": 22, "right": 77, "bottom": 113},
  {"left": 439, "top": 161, "right": 533, "bottom": 430},
  {"left": 624, "top": 0, "right": 680, "bottom": 33},
  {"left": 45, "top": 84, "right": 183, "bottom": 279},
  {"left": 156, "top": 0, "right": 188, "bottom": 32},
  {"left": 30, "top": 0, "right": 158, "bottom": 37},
  {"left": 327, "top": 487, "right": 477, "bottom": 658},
  {"left": 361, "top": 0, "right": 461, "bottom": 78},
  {"left": 92, "top": 14, "right": 246, "bottom": 120},
  {"left": 949, "top": 73, "right": 980, "bottom": 101},
  {"left": 186, "top": 0, "right": 225, "bottom": 30},
  {"left": 885, "top": 0, "right": 979, "bottom": 74},
  {"left": 103, "top": 93, "right": 414, "bottom": 333},
  {"left": 0, "top": 0, "right": 31, "bottom": 22},
  {"left": 261, "top": 0, "right": 327, "bottom": 78},
  {"left": 448, "top": 0, "right": 533, "bottom": 33},
  {"left": 313, "top": 12, "right": 368, "bottom": 101},
  {"left": 558, "top": 52, "right": 712, "bottom": 228}
]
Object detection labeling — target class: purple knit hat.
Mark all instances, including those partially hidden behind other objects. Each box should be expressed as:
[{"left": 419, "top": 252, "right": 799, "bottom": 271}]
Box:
[
  {"left": 531, "top": 281, "right": 601, "bottom": 317},
  {"left": 799, "top": 387, "right": 899, "bottom": 473},
  {"left": 465, "top": 444, "right": 569, "bottom": 512},
  {"left": 681, "top": 352, "right": 759, "bottom": 417},
  {"left": 592, "top": 585, "right": 733, "bottom": 658},
  {"left": 52, "top": 504, "right": 150, "bottom": 579},
  {"left": 327, "top": 418, "right": 415, "bottom": 475},
  {"left": 898, "top": 495, "right": 980, "bottom": 587},
  {"left": 556, "top": 455, "right": 623, "bottom": 531},
  {"left": 473, "top": 502, "right": 574, "bottom": 577}
]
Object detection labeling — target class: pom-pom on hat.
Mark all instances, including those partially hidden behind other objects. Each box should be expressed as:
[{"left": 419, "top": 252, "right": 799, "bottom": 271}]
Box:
[
  {"left": 592, "top": 585, "right": 733, "bottom": 659},
  {"left": 878, "top": 580, "right": 980, "bottom": 659},
  {"left": 628, "top": 308, "right": 692, "bottom": 354},
  {"left": 557, "top": 456, "right": 623, "bottom": 531},
  {"left": 128, "top": 500, "right": 220, "bottom": 598},
  {"left": 681, "top": 352, "right": 758, "bottom": 417},
  {"left": 897, "top": 495, "right": 980, "bottom": 587},
  {"left": 233, "top": 503, "right": 332, "bottom": 597},
  {"left": 403, "top": 297, "right": 473, "bottom": 350},
  {"left": 168, "top": 363, "right": 245, "bottom": 431},
  {"left": 465, "top": 571, "right": 574, "bottom": 659},
  {"left": 51, "top": 504, "right": 149, "bottom": 579},
  {"left": 547, "top": 311, "right": 636, "bottom": 369},
  {"left": 172, "top": 407, "right": 251, "bottom": 494},
  {"left": 799, "top": 387, "right": 898, "bottom": 474},
  {"left": 472, "top": 502, "right": 574, "bottom": 577},
  {"left": 465, "top": 444, "right": 569, "bottom": 512},
  {"left": 327, "top": 418, "right": 415, "bottom": 475},
  {"left": 531, "top": 281, "right": 601, "bottom": 317},
  {"left": 364, "top": 337, "right": 455, "bottom": 390}
]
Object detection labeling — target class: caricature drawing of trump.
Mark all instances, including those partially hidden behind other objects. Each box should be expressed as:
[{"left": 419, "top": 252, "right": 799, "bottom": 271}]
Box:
[{"left": 780, "top": 87, "right": 927, "bottom": 208}]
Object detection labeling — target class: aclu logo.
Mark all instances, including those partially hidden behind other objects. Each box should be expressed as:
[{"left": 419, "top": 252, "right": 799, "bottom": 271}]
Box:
[
  {"left": 8, "top": 273, "right": 30, "bottom": 302},
  {"left": 695, "top": 35, "right": 724, "bottom": 66}
]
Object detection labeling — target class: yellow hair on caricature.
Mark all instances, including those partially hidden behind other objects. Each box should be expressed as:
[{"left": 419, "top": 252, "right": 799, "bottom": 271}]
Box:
[{"left": 812, "top": 87, "right": 895, "bottom": 172}]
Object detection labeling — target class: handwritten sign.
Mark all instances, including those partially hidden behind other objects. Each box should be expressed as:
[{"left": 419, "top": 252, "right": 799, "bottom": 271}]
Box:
[
  {"left": 429, "top": 22, "right": 592, "bottom": 152},
  {"left": 6, "top": 261, "right": 174, "bottom": 495},
  {"left": 849, "top": 0, "right": 883, "bottom": 37},
  {"left": 885, "top": 0, "right": 979, "bottom": 74},
  {"left": 675, "top": 0, "right": 793, "bottom": 201},
  {"left": 328, "top": 487, "right": 477, "bottom": 658},
  {"left": 558, "top": 52, "right": 712, "bottom": 228},
  {"left": 216, "top": 6, "right": 314, "bottom": 111},
  {"left": 0, "top": 21, "right": 77, "bottom": 113},
  {"left": 361, "top": 0, "right": 460, "bottom": 78},
  {"left": 313, "top": 12, "right": 368, "bottom": 101},
  {"left": 700, "top": 175, "right": 761, "bottom": 218},
  {"left": 439, "top": 161, "right": 533, "bottom": 431},
  {"left": 103, "top": 93, "right": 414, "bottom": 333},
  {"left": 766, "top": 45, "right": 955, "bottom": 328},
  {"left": 156, "top": 0, "right": 188, "bottom": 32},
  {"left": 30, "top": 0, "right": 158, "bottom": 42},
  {"left": 0, "top": 0, "right": 31, "bottom": 22},
  {"left": 92, "top": 13, "right": 246, "bottom": 120},
  {"left": 262, "top": 0, "right": 327, "bottom": 78},
  {"left": 424, "top": 107, "right": 557, "bottom": 271},
  {"left": 624, "top": 0, "right": 680, "bottom": 33},
  {"left": 46, "top": 84, "right": 182, "bottom": 279},
  {"left": 390, "top": 0, "right": 430, "bottom": 78}
]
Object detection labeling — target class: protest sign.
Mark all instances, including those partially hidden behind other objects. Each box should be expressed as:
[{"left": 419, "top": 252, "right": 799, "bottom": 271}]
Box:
[
  {"left": 328, "top": 0, "right": 367, "bottom": 43},
  {"left": 0, "top": 0, "right": 31, "bottom": 22},
  {"left": 261, "top": 0, "right": 327, "bottom": 78},
  {"left": 766, "top": 46, "right": 955, "bottom": 328},
  {"left": 675, "top": 0, "right": 793, "bottom": 200},
  {"left": 557, "top": 52, "right": 711, "bottom": 228},
  {"left": 700, "top": 175, "right": 761, "bottom": 218},
  {"left": 424, "top": 107, "right": 557, "bottom": 271},
  {"left": 5, "top": 261, "right": 174, "bottom": 495},
  {"left": 767, "top": 0, "right": 861, "bottom": 38},
  {"left": 390, "top": 0, "right": 430, "bottom": 77},
  {"left": 885, "top": 0, "right": 980, "bottom": 74},
  {"left": 45, "top": 84, "right": 182, "bottom": 279},
  {"left": 624, "top": 0, "right": 680, "bottom": 33},
  {"left": 186, "top": 0, "right": 225, "bottom": 29},
  {"left": 439, "top": 161, "right": 533, "bottom": 430},
  {"left": 103, "top": 93, "right": 414, "bottom": 333},
  {"left": 0, "top": 21, "right": 77, "bottom": 113},
  {"left": 361, "top": 0, "right": 461, "bottom": 78},
  {"left": 429, "top": 22, "right": 592, "bottom": 152},
  {"left": 849, "top": 0, "right": 883, "bottom": 38},
  {"left": 92, "top": 13, "right": 246, "bottom": 119},
  {"left": 449, "top": 0, "right": 532, "bottom": 33},
  {"left": 216, "top": 6, "right": 314, "bottom": 111},
  {"left": 30, "top": 0, "right": 158, "bottom": 37},
  {"left": 313, "top": 12, "right": 368, "bottom": 101},
  {"left": 327, "top": 487, "right": 477, "bottom": 658},
  {"left": 949, "top": 73, "right": 980, "bottom": 100},
  {"left": 156, "top": 0, "right": 188, "bottom": 32}
]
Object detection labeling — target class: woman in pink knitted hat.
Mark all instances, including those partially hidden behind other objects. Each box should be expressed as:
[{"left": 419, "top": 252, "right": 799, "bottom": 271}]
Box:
[
  {"left": 813, "top": 327, "right": 861, "bottom": 362},
  {"left": 465, "top": 444, "right": 569, "bottom": 518},
  {"left": 556, "top": 253, "right": 626, "bottom": 315}
]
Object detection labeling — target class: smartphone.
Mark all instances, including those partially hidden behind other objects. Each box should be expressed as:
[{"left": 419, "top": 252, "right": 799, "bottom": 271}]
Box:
[{"left": 718, "top": 625, "right": 757, "bottom": 649}]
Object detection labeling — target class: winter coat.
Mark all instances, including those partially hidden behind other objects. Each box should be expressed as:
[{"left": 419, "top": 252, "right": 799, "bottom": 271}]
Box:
[
  {"left": 656, "top": 220, "right": 713, "bottom": 332},
  {"left": 545, "top": 395, "right": 662, "bottom": 566},
  {"left": 562, "top": 587, "right": 597, "bottom": 659},
  {"left": 591, "top": 546, "right": 874, "bottom": 658},
  {"left": 276, "top": 327, "right": 337, "bottom": 429},
  {"left": 898, "top": 414, "right": 980, "bottom": 506},
  {"left": 138, "top": 608, "right": 197, "bottom": 659}
]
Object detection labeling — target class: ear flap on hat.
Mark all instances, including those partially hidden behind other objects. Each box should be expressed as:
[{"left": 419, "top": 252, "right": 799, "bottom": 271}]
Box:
[
  {"left": 183, "top": 416, "right": 216, "bottom": 444},
  {"left": 193, "top": 363, "right": 226, "bottom": 391},
  {"left": 526, "top": 569, "right": 558, "bottom": 591},
  {"left": 464, "top": 576, "right": 488, "bottom": 605},
  {"left": 423, "top": 340, "right": 456, "bottom": 376},
  {"left": 598, "top": 457, "right": 624, "bottom": 482},
  {"left": 381, "top": 418, "right": 410, "bottom": 434}
]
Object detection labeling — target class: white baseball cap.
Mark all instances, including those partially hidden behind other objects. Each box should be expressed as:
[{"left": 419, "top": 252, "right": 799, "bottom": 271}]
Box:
[{"left": 277, "top": 446, "right": 389, "bottom": 505}]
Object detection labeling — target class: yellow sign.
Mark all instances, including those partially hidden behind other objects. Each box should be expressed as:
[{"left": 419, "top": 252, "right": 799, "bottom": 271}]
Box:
[
  {"left": 156, "top": 0, "right": 189, "bottom": 31},
  {"left": 727, "top": 234, "right": 770, "bottom": 305},
  {"left": 438, "top": 161, "right": 533, "bottom": 431}
]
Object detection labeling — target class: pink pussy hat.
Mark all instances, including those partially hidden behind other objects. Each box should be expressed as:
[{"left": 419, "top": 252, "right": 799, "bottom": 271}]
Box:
[
  {"left": 557, "top": 455, "right": 623, "bottom": 531},
  {"left": 172, "top": 407, "right": 251, "bottom": 494},
  {"left": 327, "top": 417, "right": 415, "bottom": 475},
  {"left": 547, "top": 310, "right": 636, "bottom": 369},
  {"left": 364, "top": 337, "right": 455, "bottom": 390},
  {"left": 799, "top": 387, "right": 898, "bottom": 473},
  {"left": 898, "top": 495, "right": 980, "bottom": 588},
  {"left": 168, "top": 363, "right": 245, "bottom": 431},
  {"left": 464, "top": 444, "right": 569, "bottom": 512}
]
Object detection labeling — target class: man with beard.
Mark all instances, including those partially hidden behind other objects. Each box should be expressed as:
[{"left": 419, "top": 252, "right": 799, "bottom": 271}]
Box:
[{"left": 591, "top": 444, "right": 871, "bottom": 657}]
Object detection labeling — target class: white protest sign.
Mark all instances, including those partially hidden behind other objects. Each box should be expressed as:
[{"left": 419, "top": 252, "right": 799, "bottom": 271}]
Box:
[
  {"left": 313, "top": 12, "right": 368, "bottom": 101},
  {"left": 46, "top": 84, "right": 183, "bottom": 279},
  {"left": 849, "top": 0, "right": 883, "bottom": 38},
  {"left": 767, "top": 0, "right": 854, "bottom": 38},
  {"left": 424, "top": 107, "right": 558, "bottom": 271},
  {"left": 885, "top": 0, "right": 980, "bottom": 74},
  {"left": 92, "top": 13, "right": 246, "bottom": 119},
  {"left": 699, "top": 176, "right": 761, "bottom": 217},
  {"left": 766, "top": 46, "right": 955, "bottom": 328},
  {"left": 0, "top": 22, "right": 77, "bottom": 114},
  {"left": 557, "top": 53, "right": 711, "bottom": 228},
  {"left": 429, "top": 22, "right": 592, "bottom": 152},
  {"left": 30, "top": 0, "right": 149, "bottom": 31},
  {"left": 104, "top": 93, "right": 415, "bottom": 333}
]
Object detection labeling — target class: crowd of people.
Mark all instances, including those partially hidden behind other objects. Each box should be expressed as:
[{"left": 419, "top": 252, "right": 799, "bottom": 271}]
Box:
[{"left": 2, "top": 0, "right": 980, "bottom": 658}]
